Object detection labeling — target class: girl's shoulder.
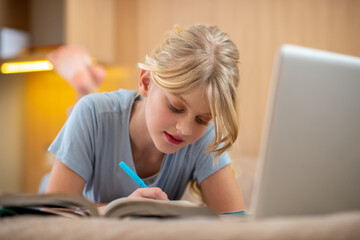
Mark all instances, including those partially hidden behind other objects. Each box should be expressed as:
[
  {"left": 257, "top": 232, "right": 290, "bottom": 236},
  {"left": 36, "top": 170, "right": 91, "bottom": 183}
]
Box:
[{"left": 78, "top": 89, "right": 138, "bottom": 114}]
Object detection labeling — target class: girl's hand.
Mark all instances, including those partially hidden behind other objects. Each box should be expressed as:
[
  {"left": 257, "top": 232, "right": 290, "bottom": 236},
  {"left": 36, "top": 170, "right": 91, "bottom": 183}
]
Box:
[
  {"left": 129, "top": 187, "right": 169, "bottom": 200},
  {"left": 97, "top": 188, "right": 168, "bottom": 214},
  {"left": 96, "top": 204, "right": 107, "bottom": 215}
]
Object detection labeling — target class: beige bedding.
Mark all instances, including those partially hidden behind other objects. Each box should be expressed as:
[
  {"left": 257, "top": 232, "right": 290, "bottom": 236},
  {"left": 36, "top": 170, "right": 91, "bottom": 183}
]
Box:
[{"left": 1, "top": 211, "right": 359, "bottom": 240}]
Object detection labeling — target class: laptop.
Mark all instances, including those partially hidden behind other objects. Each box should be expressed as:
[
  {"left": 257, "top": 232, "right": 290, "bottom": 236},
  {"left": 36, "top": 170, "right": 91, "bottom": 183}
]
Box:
[{"left": 249, "top": 44, "right": 360, "bottom": 219}]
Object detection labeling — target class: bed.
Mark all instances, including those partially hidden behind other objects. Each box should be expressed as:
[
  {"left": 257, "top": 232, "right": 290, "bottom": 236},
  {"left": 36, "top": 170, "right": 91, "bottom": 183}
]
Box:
[{"left": 1, "top": 211, "right": 359, "bottom": 239}]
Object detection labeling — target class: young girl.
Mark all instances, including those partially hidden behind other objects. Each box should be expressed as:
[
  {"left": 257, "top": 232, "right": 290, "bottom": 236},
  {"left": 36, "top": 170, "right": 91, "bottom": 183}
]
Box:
[{"left": 45, "top": 24, "right": 244, "bottom": 213}]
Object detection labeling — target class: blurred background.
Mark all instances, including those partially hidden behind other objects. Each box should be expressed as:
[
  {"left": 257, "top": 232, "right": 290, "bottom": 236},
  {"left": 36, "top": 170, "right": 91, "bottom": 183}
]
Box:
[{"left": 0, "top": 0, "right": 359, "bottom": 208}]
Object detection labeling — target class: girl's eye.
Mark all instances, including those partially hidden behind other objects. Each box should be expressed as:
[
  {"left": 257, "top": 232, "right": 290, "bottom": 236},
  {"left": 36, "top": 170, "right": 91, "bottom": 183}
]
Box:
[
  {"left": 196, "top": 116, "right": 209, "bottom": 126},
  {"left": 168, "top": 102, "right": 184, "bottom": 113}
]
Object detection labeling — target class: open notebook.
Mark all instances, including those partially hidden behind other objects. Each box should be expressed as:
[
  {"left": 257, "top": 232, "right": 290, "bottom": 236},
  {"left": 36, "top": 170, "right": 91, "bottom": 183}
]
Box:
[{"left": 249, "top": 44, "right": 360, "bottom": 219}]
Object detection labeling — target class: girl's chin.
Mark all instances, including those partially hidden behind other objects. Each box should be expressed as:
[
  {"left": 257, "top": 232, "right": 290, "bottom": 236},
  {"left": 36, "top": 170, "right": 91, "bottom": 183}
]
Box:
[
  {"left": 156, "top": 145, "right": 179, "bottom": 155},
  {"left": 154, "top": 140, "right": 184, "bottom": 155}
]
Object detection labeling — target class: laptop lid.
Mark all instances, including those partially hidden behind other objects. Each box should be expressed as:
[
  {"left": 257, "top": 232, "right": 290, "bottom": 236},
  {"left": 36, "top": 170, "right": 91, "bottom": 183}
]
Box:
[{"left": 250, "top": 44, "right": 360, "bottom": 219}]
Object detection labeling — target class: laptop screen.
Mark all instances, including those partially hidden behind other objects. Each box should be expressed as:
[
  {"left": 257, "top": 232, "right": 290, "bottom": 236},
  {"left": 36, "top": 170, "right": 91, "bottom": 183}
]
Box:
[{"left": 250, "top": 44, "right": 360, "bottom": 219}]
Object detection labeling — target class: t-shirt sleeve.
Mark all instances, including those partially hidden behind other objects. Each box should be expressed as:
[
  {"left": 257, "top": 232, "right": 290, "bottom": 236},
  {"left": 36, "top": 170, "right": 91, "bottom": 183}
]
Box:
[
  {"left": 48, "top": 95, "right": 98, "bottom": 181},
  {"left": 192, "top": 126, "right": 232, "bottom": 184}
]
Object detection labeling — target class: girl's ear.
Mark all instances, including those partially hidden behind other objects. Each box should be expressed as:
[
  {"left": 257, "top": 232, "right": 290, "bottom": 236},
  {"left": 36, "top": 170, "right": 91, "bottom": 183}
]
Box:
[{"left": 138, "top": 69, "right": 152, "bottom": 97}]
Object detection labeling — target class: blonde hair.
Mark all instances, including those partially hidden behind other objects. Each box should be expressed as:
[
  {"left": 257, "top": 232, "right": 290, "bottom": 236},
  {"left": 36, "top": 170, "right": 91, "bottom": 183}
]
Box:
[{"left": 138, "top": 25, "right": 240, "bottom": 159}]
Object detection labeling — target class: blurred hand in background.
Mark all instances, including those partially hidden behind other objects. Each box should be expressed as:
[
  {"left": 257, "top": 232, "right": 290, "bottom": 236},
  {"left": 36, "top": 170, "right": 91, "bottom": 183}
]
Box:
[{"left": 46, "top": 45, "right": 106, "bottom": 99}]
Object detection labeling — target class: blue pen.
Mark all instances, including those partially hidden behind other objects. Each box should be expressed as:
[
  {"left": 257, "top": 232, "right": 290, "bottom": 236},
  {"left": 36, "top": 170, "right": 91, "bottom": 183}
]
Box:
[{"left": 119, "top": 161, "right": 148, "bottom": 188}]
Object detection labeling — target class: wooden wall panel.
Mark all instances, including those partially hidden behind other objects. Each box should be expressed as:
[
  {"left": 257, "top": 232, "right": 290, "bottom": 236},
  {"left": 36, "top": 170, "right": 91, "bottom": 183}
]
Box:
[
  {"left": 0, "top": 0, "right": 29, "bottom": 30},
  {"left": 66, "top": 0, "right": 117, "bottom": 64}
]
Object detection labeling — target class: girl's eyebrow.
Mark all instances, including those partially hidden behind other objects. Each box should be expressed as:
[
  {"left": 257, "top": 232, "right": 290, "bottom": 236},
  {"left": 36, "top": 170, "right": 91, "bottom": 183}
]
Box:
[{"left": 173, "top": 93, "right": 212, "bottom": 116}]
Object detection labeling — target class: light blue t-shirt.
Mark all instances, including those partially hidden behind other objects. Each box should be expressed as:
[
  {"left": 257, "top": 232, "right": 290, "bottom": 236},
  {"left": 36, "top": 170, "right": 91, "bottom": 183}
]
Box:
[{"left": 48, "top": 89, "right": 231, "bottom": 203}]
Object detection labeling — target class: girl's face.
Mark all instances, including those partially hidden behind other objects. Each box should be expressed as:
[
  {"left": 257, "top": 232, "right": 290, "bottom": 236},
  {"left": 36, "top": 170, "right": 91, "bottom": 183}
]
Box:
[{"left": 144, "top": 82, "right": 212, "bottom": 154}]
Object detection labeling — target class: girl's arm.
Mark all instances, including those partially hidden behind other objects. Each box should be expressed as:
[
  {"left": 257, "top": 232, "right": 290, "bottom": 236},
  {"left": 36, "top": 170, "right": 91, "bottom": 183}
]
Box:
[
  {"left": 45, "top": 159, "right": 86, "bottom": 195},
  {"left": 200, "top": 164, "right": 245, "bottom": 213},
  {"left": 45, "top": 159, "right": 168, "bottom": 202}
]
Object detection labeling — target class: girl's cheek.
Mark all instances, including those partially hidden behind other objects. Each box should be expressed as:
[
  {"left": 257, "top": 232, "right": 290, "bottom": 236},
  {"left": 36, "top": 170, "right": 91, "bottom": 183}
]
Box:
[{"left": 192, "top": 126, "right": 206, "bottom": 140}]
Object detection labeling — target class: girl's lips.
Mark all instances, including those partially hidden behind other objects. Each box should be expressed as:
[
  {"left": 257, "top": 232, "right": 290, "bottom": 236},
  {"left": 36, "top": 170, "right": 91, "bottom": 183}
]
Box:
[{"left": 164, "top": 132, "right": 183, "bottom": 145}]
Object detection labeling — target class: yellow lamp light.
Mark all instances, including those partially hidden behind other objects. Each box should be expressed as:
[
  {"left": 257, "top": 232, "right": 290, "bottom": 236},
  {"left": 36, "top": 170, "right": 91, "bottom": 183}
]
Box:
[{"left": 1, "top": 60, "right": 53, "bottom": 74}]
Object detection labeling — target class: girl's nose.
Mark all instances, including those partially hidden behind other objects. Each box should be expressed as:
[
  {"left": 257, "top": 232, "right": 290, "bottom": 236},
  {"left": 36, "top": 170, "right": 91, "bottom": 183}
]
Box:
[{"left": 176, "top": 117, "right": 193, "bottom": 136}]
